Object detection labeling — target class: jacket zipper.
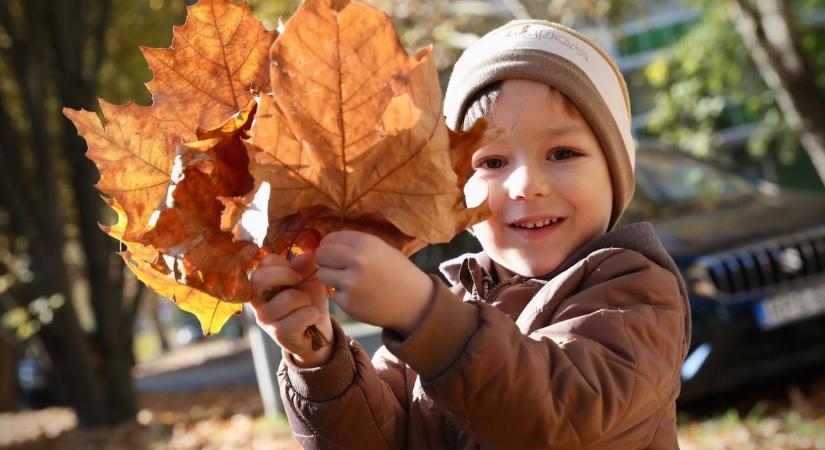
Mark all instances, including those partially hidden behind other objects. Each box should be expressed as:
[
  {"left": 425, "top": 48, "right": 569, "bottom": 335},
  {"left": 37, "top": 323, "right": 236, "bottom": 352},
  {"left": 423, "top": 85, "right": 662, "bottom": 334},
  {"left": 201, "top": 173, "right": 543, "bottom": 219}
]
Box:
[
  {"left": 442, "top": 414, "right": 457, "bottom": 450},
  {"left": 447, "top": 273, "right": 525, "bottom": 448},
  {"left": 480, "top": 275, "right": 525, "bottom": 304}
]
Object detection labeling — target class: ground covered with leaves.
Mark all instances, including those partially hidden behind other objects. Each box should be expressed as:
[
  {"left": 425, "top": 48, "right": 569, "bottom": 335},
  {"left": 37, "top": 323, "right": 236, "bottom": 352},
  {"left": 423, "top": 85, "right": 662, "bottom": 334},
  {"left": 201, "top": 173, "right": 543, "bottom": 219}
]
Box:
[
  {"left": 677, "top": 367, "right": 825, "bottom": 450},
  {"left": 3, "top": 342, "right": 825, "bottom": 450},
  {"left": 2, "top": 378, "right": 825, "bottom": 449},
  {"left": 0, "top": 388, "right": 299, "bottom": 449}
]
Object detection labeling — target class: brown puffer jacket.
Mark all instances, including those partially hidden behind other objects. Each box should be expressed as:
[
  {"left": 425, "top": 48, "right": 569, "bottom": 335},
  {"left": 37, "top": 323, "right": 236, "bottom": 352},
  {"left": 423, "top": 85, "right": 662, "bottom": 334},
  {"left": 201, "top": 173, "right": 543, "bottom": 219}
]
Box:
[{"left": 278, "top": 222, "right": 691, "bottom": 449}]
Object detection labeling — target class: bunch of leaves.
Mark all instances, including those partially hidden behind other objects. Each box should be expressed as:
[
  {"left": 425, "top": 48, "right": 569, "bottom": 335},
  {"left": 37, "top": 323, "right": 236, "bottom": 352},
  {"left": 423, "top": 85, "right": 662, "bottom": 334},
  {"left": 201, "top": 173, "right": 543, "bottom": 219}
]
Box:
[{"left": 64, "top": 0, "right": 487, "bottom": 334}]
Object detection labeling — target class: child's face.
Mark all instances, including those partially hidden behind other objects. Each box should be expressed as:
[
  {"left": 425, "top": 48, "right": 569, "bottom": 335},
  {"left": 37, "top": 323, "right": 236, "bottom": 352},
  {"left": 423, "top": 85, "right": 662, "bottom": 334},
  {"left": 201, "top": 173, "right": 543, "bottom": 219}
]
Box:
[{"left": 468, "top": 79, "right": 613, "bottom": 277}]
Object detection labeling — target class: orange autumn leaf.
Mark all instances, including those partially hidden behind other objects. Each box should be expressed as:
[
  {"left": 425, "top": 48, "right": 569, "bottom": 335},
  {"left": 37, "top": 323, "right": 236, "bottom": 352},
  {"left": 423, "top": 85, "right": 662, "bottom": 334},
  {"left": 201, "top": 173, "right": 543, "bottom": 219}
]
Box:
[
  {"left": 65, "top": 0, "right": 276, "bottom": 333},
  {"left": 139, "top": 101, "right": 262, "bottom": 303},
  {"left": 101, "top": 198, "right": 242, "bottom": 334},
  {"left": 65, "top": 0, "right": 275, "bottom": 241},
  {"left": 141, "top": 0, "right": 274, "bottom": 133},
  {"left": 137, "top": 102, "right": 321, "bottom": 304},
  {"left": 229, "top": 0, "right": 488, "bottom": 257},
  {"left": 449, "top": 118, "right": 490, "bottom": 191}
]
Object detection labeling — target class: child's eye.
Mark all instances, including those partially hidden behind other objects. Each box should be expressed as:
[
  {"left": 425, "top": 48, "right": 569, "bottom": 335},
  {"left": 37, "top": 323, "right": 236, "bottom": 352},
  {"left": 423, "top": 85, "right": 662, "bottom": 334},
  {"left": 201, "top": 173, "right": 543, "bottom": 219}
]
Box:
[
  {"left": 476, "top": 157, "right": 507, "bottom": 170},
  {"left": 548, "top": 148, "right": 581, "bottom": 161}
]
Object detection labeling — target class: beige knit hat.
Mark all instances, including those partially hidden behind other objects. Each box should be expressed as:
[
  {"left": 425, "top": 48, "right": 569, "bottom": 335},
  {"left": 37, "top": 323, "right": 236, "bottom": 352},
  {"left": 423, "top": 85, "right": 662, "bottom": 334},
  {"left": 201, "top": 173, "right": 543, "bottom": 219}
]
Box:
[{"left": 444, "top": 20, "right": 635, "bottom": 230}]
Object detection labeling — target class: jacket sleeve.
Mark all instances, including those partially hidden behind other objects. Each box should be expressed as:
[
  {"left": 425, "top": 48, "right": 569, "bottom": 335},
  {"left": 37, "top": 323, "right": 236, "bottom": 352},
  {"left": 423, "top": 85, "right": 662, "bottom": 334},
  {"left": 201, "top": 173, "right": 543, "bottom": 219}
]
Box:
[
  {"left": 278, "top": 318, "right": 411, "bottom": 450},
  {"left": 383, "top": 249, "right": 688, "bottom": 449}
]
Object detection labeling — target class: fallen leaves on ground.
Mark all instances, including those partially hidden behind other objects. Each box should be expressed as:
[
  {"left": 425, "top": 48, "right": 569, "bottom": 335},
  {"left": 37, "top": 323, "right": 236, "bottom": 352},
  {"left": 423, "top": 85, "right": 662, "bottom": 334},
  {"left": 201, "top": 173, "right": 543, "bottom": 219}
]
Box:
[
  {"left": 0, "top": 388, "right": 299, "bottom": 450},
  {"left": 678, "top": 410, "right": 825, "bottom": 450}
]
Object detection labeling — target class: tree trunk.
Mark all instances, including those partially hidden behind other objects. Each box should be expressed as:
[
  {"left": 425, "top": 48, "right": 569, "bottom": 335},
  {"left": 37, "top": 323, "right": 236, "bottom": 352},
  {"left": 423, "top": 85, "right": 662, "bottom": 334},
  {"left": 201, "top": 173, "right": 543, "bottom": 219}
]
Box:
[
  {"left": 0, "top": 82, "right": 108, "bottom": 428},
  {"left": 728, "top": 0, "right": 825, "bottom": 185},
  {"left": 46, "top": 0, "right": 137, "bottom": 424},
  {"left": 0, "top": 336, "right": 15, "bottom": 412},
  {"left": 147, "top": 295, "right": 172, "bottom": 353},
  {"left": 0, "top": 0, "right": 137, "bottom": 427}
]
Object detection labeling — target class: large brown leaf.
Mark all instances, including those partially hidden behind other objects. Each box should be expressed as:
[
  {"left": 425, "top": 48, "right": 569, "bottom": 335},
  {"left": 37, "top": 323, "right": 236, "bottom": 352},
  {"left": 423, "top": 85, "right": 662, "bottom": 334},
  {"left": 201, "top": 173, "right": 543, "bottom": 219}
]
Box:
[
  {"left": 65, "top": 0, "right": 276, "bottom": 331},
  {"left": 65, "top": 0, "right": 276, "bottom": 241},
  {"left": 64, "top": 102, "right": 178, "bottom": 241},
  {"left": 230, "top": 0, "right": 487, "bottom": 256},
  {"left": 142, "top": 0, "right": 274, "bottom": 133}
]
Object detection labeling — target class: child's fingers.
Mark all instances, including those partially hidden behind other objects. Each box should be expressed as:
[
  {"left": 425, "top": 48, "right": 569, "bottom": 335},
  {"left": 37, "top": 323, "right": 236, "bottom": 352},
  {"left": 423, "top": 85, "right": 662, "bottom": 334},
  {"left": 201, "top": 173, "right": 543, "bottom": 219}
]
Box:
[
  {"left": 290, "top": 253, "right": 318, "bottom": 279},
  {"left": 274, "top": 306, "right": 320, "bottom": 345},
  {"left": 259, "top": 253, "right": 290, "bottom": 268},
  {"left": 252, "top": 289, "right": 312, "bottom": 324},
  {"left": 317, "top": 266, "right": 351, "bottom": 291},
  {"left": 290, "top": 254, "right": 329, "bottom": 307},
  {"left": 315, "top": 242, "right": 358, "bottom": 270},
  {"left": 250, "top": 266, "right": 302, "bottom": 303},
  {"left": 321, "top": 230, "right": 369, "bottom": 248}
]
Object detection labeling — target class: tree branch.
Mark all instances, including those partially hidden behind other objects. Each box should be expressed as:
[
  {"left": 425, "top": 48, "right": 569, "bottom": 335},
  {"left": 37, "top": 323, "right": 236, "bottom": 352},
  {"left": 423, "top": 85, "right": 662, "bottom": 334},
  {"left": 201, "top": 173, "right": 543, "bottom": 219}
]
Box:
[
  {"left": 755, "top": 0, "right": 805, "bottom": 76},
  {"left": 728, "top": 0, "right": 825, "bottom": 184},
  {"left": 730, "top": 0, "right": 784, "bottom": 70}
]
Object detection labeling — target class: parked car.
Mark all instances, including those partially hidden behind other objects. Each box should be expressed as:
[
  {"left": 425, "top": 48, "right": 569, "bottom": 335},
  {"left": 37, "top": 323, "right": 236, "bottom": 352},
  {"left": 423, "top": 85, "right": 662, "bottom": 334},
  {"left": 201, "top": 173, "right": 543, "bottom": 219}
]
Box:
[{"left": 619, "top": 146, "right": 825, "bottom": 402}]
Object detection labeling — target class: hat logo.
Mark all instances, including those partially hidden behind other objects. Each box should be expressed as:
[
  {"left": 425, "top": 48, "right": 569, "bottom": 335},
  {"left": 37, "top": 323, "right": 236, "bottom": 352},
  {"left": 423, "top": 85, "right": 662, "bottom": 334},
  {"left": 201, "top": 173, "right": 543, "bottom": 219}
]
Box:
[{"left": 501, "top": 25, "right": 589, "bottom": 62}]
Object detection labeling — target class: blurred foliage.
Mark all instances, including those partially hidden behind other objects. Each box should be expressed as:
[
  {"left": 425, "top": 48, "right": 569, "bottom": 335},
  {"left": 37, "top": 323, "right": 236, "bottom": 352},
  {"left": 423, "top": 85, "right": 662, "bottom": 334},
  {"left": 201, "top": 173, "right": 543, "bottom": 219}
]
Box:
[
  {"left": 0, "top": 295, "right": 64, "bottom": 341},
  {"left": 97, "top": 0, "right": 188, "bottom": 105},
  {"left": 644, "top": 0, "right": 825, "bottom": 166},
  {"left": 246, "top": 0, "right": 641, "bottom": 88}
]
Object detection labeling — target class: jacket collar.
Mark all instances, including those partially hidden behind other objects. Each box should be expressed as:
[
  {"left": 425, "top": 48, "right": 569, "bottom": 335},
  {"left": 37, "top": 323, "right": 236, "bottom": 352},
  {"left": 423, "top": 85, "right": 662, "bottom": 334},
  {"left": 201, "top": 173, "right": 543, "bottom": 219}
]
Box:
[
  {"left": 440, "top": 221, "right": 691, "bottom": 356},
  {"left": 440, "top": 222, "right": 676, "bottom": 291}
]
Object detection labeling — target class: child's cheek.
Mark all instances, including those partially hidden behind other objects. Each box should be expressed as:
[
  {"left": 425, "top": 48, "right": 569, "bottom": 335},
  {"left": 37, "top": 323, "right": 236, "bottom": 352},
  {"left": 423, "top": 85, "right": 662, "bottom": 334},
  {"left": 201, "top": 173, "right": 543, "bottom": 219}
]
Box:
[
  {"left": 463, "top": 174, "right": 489, "bottom": 208},
  {"left": 470, "top": 220, "right": 498, "bottom": 251}
]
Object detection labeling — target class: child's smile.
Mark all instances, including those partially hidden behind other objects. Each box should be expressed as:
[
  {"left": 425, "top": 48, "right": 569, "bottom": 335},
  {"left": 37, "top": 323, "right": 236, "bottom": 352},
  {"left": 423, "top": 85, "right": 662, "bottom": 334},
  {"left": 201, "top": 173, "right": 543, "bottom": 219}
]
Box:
[
  {"left": 509, "top": 214, "right": 564, "bottom": 238},
  {"left": 467, "top": 79, "right": 614, "bottom": 277}
]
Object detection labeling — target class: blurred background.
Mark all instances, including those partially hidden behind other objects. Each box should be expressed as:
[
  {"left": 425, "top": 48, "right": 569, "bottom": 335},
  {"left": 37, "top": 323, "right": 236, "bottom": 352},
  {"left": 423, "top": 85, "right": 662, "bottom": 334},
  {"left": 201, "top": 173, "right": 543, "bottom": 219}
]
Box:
[{"left": 1, "top": 0, "right": 824, "bottom": 448}]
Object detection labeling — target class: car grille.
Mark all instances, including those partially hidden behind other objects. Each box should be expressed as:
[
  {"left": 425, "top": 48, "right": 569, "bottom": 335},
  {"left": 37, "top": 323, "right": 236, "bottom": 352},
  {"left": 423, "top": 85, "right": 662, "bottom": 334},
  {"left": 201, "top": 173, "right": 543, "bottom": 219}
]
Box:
[{"left": 688, "top": 225, "right": 825, "bottom": 302}]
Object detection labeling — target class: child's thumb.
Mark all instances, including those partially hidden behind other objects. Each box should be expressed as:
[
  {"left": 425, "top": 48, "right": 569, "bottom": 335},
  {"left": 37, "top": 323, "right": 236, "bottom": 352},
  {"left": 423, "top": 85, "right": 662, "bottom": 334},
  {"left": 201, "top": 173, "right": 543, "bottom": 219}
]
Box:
[{"left": 290, "top": 252, "right": 319, "bottom": 279}]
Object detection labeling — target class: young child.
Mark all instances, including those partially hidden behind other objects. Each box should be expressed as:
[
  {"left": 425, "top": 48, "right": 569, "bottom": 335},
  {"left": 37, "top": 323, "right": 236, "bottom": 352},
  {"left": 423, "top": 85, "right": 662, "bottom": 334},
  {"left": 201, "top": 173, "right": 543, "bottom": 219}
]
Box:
[{"left": 250, "top": 19, "right": 690, "bottom": 450}]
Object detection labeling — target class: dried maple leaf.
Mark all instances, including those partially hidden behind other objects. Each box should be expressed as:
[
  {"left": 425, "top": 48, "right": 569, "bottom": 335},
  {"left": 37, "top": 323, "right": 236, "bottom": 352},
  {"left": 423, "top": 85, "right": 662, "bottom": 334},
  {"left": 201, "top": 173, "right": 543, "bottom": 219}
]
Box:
[
  {"left": 101, "top": 198, "right": 242, "bottom": 334},
  {"left": 139, "top": 101, "right": 262, "bottom": 303},
  {"left": 142, "top": 0, "right": 275, "bottom": 133},
  {"left": 65, "top": 0, "right": 275, "bottom": 242},
  {"left": 64, "top": 0, "right": 276, "bottom": 332},
  {"left": 138, "top": 101, "right": 324, "bottom": 305},
  {"left": 229, "top": 0, "right": 488, "bottom": 257}
]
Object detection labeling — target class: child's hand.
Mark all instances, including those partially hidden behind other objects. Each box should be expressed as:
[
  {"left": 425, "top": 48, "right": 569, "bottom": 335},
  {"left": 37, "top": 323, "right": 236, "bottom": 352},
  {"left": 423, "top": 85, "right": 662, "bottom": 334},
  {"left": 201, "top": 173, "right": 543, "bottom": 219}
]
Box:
[
  {"left": 249, "top": 252, "right": 334, "bottom": 367},
  {"left": 315, "top": 231, "right": 433, "bottom": 335}
]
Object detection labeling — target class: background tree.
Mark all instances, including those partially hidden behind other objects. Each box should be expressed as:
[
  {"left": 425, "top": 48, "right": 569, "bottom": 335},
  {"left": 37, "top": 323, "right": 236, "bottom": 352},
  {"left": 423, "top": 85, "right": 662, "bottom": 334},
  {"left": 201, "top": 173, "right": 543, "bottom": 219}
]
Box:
[
  {"left": 643, "top": 0, "right": 825, "bottom": 188},
  {"left": 0, "top": 0, "right": 190, "bottom": 427},
  {"left": 727, "top": 0, "right": 825, "bottom": 183}
]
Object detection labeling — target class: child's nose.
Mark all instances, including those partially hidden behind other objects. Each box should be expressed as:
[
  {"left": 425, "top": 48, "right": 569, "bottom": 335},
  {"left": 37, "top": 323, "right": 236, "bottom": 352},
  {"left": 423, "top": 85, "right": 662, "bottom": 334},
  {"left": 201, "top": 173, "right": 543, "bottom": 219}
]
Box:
[{"left": 504, "top": 164, "right": 552, "bottom": 201}]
